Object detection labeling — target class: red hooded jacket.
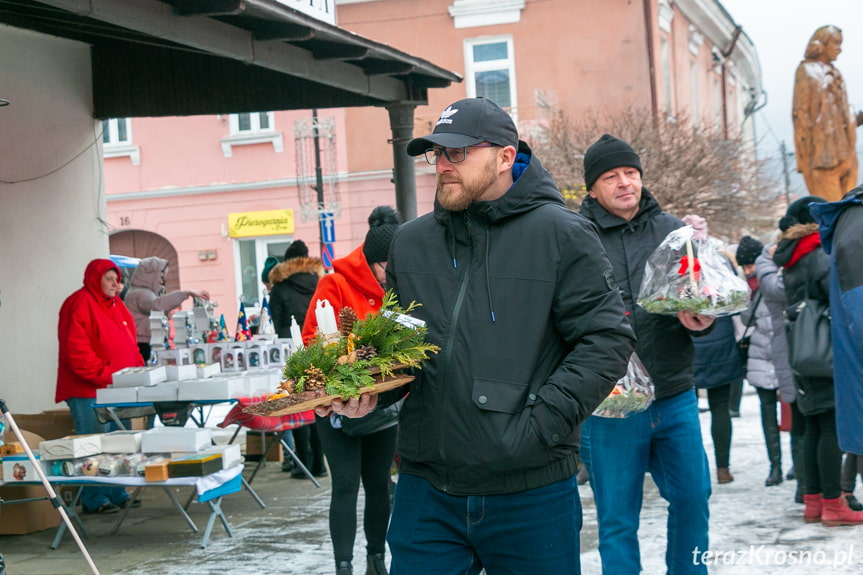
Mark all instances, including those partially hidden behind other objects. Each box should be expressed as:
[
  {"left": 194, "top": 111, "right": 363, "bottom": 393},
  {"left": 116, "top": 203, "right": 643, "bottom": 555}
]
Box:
[
  {"left": 301, "top": 243, "right": 384, "bottom": 341},
  {"left": 56, "top": 259, "right": 143, "bottom": 402}
]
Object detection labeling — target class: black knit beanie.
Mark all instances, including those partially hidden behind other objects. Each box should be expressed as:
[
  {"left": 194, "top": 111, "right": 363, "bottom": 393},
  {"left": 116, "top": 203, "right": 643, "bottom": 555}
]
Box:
[
  {"left": 735, "top": 236, "right": 763, "bottom": 266},
  {"left": 363, "top": 206, "right": 401, "bottom": 265},
  {"left": 779, "top": 195, "right": 826, "bottom": 231},
  {"left": 583, "top": 134, "right": 643, "bottom": 190},
  {"left": 283, "top": 239, "right": 309, "bottom": 261}
]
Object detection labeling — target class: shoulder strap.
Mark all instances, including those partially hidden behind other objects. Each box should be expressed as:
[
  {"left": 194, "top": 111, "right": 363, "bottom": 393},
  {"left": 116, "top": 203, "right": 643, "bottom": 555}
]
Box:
[{"left": 742, "top": 292, "right": 762, "bottom": 334}]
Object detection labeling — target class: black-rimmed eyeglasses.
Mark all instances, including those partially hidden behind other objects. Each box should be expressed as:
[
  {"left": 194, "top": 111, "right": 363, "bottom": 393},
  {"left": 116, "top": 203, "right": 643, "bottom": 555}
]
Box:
[{"left": 424, "top": 143, "right": 496, "bottom": 165}]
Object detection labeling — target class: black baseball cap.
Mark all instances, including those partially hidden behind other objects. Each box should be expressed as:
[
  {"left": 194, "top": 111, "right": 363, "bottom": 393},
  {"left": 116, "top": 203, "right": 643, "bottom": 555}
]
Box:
[{"left": 406, "top": 97, "right": 518, "bottom": 156}]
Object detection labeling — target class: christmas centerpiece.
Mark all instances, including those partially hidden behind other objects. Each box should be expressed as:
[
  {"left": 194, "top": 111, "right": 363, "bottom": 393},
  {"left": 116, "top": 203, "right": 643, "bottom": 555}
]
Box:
[
  {"left": 637, "top": 225, "right": 749, "bottom": 316},
  {"left": 592, "top": 352, "right": 654, "bottom": 418},
  {"left": 243, "top": 291, "right": 439, "bottom": 416}
]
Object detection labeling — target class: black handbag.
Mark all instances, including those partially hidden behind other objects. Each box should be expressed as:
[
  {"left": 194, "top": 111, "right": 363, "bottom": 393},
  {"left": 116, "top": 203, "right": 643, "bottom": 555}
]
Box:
[
  {"left": 785, "top": 295, "right": 833, "bottom": 379},
  {"left": 737, "top": 293, "right": 762, "bottom": 365}
]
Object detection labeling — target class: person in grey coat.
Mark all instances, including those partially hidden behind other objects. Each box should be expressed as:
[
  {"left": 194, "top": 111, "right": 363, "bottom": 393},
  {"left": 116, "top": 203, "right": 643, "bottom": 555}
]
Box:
[
  {"left": 738, "top": 236, "right": 785, "bottom": 487},
  {"left": 755, "top": 242, "right": 804, "bottom": 501},
  {"left": 124, "top": 256, "right": 209, "bottom": 363}
]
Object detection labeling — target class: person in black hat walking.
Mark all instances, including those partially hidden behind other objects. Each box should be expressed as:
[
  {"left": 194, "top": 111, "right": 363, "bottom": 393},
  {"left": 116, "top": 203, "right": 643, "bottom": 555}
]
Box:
[
  {"left": 579, "top": 134, "right": 715, "bottom": 575},
  {"left": 320, "top": 98, "right": 636, "bottom": 574}
]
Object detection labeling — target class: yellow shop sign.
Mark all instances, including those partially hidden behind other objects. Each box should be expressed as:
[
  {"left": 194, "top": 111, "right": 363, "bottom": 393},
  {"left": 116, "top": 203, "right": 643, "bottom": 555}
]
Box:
[{"left": 228, "top": 210, "right": 295, "bottom": 238}]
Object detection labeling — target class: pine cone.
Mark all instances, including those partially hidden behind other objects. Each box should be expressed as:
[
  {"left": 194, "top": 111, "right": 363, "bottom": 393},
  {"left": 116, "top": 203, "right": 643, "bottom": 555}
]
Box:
[
  {"left": 355, "top": 345, "right": 378, "bottom": 361},
  {"left": 339, "top": 307, "right": 359, "bottom": 337},
  {"left": 278, "top": 379, "right": 297, "bottom": 394},
  {"left": 304, "top": 365, "right": 327, "bottom": 389}
]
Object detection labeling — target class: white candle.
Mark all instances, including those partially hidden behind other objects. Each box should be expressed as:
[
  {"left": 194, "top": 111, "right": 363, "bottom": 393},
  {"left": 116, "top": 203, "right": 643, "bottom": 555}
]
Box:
[
  {"left": 290, "top": 316, "right": 304, "bottom": 350},
  {"left": 315, "top": 299, "right": 339, "bottom": 336}
]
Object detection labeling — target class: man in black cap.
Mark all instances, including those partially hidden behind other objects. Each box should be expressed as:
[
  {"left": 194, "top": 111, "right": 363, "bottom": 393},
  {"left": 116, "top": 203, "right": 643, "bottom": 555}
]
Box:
[
  {"left": 322, "top": 97, "right": 636, "bottom": 573},
  {"left": 579, "top": 134, "right": 714, "bottom": 575}
]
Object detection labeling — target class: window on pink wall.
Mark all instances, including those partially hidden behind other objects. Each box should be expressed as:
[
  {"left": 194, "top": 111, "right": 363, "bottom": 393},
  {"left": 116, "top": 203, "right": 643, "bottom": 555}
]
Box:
[{"left": 465, "top": 36, "right": 517, "bottom": 120}]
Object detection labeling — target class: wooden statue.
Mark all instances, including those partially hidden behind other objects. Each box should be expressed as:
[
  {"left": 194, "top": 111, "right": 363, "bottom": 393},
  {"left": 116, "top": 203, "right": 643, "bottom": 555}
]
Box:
[{"left": 792, "top": 25, "right": 863, "bottom": 202}]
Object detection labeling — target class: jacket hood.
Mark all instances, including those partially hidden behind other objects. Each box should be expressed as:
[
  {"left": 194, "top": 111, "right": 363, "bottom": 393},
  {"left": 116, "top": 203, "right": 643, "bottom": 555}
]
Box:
[
  {"left": 774, "top": 223, "right": 820, "bottom": 269},
  {"left": 269, "top": 257, "right": 325, "bottom": 287},
  {"left": 432, "top": 141, "right": 564, "bottom": 228},
  {"left": 810, "top": 187, "right": 863, "bottom": 255},
  {"left": 83, "top": 259, "right": 121, "bottom": 304},
  {"left": 130, "top": 256, "right": 169, "bottom": 292},
  {"left": 333, "top": 244, "right": 384, "bottom": 300},
  {"left": 579, "top": 187, "right": 663, "bottom": 230}
]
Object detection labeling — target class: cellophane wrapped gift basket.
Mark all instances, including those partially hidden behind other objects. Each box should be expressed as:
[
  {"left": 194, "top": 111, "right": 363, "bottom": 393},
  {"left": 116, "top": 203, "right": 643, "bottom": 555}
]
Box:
[{"left": 637, "top": 225, "right": 749, "bottom": 317}]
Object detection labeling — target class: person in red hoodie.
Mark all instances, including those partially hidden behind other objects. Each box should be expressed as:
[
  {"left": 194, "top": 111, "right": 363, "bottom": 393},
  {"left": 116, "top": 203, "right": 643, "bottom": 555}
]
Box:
[
  {"left": 302, "top": 206, "right": 401, "bottom": 575},
  {"left": 56, "top": 258, "right": 143, "bottom": 514}
]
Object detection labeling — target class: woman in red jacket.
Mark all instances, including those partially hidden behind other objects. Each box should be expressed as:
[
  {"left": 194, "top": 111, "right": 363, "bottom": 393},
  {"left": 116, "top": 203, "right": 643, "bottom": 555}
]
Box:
[
  {"left": 56, "top": 259, "right": 143, "bottom": 514},
  {"left": 302, "top": 206, "right": 401, "bottom": 575}
]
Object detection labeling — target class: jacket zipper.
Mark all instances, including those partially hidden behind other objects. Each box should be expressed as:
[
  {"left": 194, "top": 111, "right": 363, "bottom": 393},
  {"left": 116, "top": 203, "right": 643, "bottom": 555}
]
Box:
[{"left": 438, "top": 212, "right": 473, "bottom": 493}]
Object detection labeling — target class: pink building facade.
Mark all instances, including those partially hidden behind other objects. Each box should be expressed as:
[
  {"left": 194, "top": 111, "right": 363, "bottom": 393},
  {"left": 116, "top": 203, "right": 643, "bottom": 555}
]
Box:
[{"left": 105, "top": 0, "right": 761, "bottom": 325}]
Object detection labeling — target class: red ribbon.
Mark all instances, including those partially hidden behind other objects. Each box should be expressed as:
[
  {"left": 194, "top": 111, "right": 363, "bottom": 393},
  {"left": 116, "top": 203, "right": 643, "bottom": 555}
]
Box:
[{"left": 677, "top": 256, "right": 701, "bottom": 280}]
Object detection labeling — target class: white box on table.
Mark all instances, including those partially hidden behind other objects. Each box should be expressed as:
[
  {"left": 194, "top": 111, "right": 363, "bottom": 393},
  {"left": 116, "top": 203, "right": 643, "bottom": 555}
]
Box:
[
  {"left": 2, "top": 453, "right": 48, "bottom": 482},
  {"left": 156, "top": 348, "right": 193, "bottom": 366},
  {"left": 190, "top": 344, "right": 209, "bottom": 366},
  {"left": 208, "top": 343, "right": 228, "bottom": 365},
  {"left": 39, "top": 434, "right": 103, "bottom": 461},
  {"left": 97, "top": 386, "right": 141, "bottom": 404},
  {"left": 178, "top": 376, "right": 246, "bottom": 401},
  {"left": 246, "top": 344, "right": 268, "bottom": 368},
  {"left": 101, "top": 430, "right": 144, "bottom": 453},
  {"left": 112, "top": 365, "right": 167, "bottom": 387},
  {"left": 166, "top": 364, "right": 198, "bottom": 381},
  {"left": 196, "top": 362, "right": 221, "bottom": 379},
  {"left": 246, "top": 372, "right": 272, "bottom": 396},
  {"left": 137, "top": 382, "right": 179, "bottom": 402},
  {"left": 197, "top": 444, "right": 243, "bottom": 469},
  {"left": 220, "top": 345, "right": 247, "bottom": 372},
  {"left": 141, "top": 427, "right": 212, "bottom": 454}
]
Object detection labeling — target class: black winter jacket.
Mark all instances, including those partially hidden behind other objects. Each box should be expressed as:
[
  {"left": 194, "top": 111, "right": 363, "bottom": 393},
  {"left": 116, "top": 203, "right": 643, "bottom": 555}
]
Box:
[
  {"left": 385, "top": 142, "right": 636, "bottom": 496},
  {"left": 268, "top": 257, "right": 325, "bottom": 339},
  {"left": 773, "top": 223, "right": 834, "bottom": 416},
  {"left": 580, "top": 189, "right": 698, "bottom": 400}
]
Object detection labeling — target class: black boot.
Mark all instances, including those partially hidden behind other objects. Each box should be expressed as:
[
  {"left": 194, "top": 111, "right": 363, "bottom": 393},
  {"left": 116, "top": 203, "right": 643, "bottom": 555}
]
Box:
[
  {"left": 791, "top": 431, "right": 805, "bottom": 503},
  {"left": 761, "top": 400, "right": 783, "bottom": 486},
  {"left": 366, "top": 553, "right": 387, "bottom": 575},
  {"left": 336, "top": 560, "right": 353, "bottom": 575}
]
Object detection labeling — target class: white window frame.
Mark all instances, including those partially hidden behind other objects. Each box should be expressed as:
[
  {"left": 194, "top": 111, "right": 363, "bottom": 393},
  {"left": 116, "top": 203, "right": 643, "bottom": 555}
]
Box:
[
  {"left": 221, "top": 112, "right": 284, "bottom": 158},
  {"left": 102, "top": 118, "right": 140, "bottom": 165},
  {"left": 464, "top": 36, "right": 518, "bottom": 123},
  {"left": 233, "top": 234, "right": 297, "bottom": 316}
]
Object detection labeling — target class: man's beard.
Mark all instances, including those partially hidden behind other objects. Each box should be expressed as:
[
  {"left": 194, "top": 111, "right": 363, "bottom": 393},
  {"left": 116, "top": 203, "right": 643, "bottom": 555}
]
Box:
[{"left": 436, "top": 156, "right": 499, "bottom": 211}]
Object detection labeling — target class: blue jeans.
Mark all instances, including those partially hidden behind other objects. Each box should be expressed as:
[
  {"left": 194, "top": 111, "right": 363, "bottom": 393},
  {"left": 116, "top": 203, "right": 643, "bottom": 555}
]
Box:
[
  {"left": 388, "top": 473, "right": 582, "bottom": 575},
  {"left": 582, "top": 390, "right": 711, "bottom": 575},
  {"left": 66, "top": 398, "right": 130, "bottom": 511}
]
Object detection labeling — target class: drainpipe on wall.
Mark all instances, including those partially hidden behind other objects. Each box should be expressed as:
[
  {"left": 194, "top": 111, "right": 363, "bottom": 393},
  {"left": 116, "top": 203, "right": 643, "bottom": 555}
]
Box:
[
  {"left": 386, "top": 102, "right": 418, "bottom": 221},
  {"left": 643, "top": 0, "right": 659, "bottom": 122},
  {"left": 719, "top": 26, "right": 743, "bottom": 139}
]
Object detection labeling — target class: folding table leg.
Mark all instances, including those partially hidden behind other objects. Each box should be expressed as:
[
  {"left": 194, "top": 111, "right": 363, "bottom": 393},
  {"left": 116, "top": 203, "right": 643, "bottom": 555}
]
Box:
[
  {"left": 280, "top": 438, "right": 320, "bottom": 488},
  {"left": 110, "top": 486, "right": 144, "bottom": 535},
  {"left": 50, "top": 486, "right": 88, "bottom": 550},
  {"left": 200, "top": 497, "right": 233, "bottom": 549},
  {"left": 161, "top": 486, "right": 198, "bottom": 533},
  {"left": 241, "top": 475, "right": 266, "bottom": 508}
]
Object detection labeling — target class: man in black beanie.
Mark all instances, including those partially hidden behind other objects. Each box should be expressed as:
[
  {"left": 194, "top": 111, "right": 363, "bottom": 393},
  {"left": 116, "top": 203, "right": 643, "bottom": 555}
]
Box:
[{"left": 580, "top": 133, "right": 714, "bottom": 575}]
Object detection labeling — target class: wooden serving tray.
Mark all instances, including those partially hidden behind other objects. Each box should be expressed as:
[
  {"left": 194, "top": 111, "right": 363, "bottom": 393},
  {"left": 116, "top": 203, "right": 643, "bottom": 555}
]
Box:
[{"left": 242, "top": 374, "right": 414, "bottom": 417}]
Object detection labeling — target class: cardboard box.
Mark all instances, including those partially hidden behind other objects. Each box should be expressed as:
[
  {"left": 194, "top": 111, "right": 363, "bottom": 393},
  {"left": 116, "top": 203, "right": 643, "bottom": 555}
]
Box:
[
  {"left": 0, "top": 484, "right": 62, "bottom": 534},
  {"left": 167, "top": 452, "right": 223, "bottom": 477},
  {"left": 2, "top": 453, "right": 48, "bottom": 482},
  {"left": 137, "top": 382, "right": 180, "bottom": 402},
  {"left": 112, "top": 365, "right": 167, "bottom": 387},
  {"left": 220, "top": 346, "right": 247, "bottom": 372},
  {"left": 144, "top": 459, "right": 171, "bottom": 481},
  {"left": 39, "top": 434, "right": 103, "bottom": 461},
  {"left": 4, "top": 409, "right": 75, "bottom": 440},
  {"left": 244, "top": 431, "right": 283, "bottom": 462},
  {"left": 165, "top": 364, "right": 198, "bottom": 381},
  {"left": 178, "top": 377, "right": 247, "bottom": 401},
  {"left": 156, "top": 348, "right": 192, "bottom": 366},
  {"left": 100, "top": 430, "right": 144, "bottom": 453},
  {"left": 141, "top": 427, "right": 211, "bottom": 454},
  {"left": 96, "top": 385, "right": 141, "bottom": 404},
  {"left": 246, "top": 372, "right": 272, "bottom": 397}
]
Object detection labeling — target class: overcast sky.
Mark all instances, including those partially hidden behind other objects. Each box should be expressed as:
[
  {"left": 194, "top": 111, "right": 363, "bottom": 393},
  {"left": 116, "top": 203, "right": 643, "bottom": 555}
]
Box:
[{"left": 719, "top": 0, "right": 863, "bottom": 184}]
